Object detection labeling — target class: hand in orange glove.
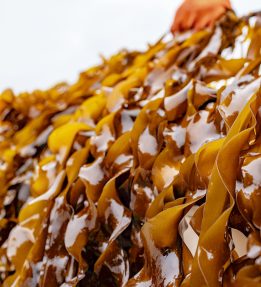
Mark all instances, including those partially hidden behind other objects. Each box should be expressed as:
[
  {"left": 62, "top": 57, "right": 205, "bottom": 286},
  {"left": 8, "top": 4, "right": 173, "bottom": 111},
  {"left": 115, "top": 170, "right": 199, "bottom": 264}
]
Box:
[{"left": 171, "top": 0, "right": 231, "bottom": 33}]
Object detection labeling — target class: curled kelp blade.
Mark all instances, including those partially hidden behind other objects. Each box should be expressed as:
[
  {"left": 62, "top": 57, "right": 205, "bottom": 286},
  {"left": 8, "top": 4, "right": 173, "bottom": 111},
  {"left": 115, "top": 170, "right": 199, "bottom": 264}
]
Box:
[{"left": 0, "top": 12, "right": 260, "bottom": 287}]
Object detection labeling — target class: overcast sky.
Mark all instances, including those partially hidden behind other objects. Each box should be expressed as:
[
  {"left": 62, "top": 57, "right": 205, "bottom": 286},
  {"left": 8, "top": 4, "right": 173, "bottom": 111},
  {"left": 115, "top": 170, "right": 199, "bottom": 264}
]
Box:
[{"left": 0, "top": 0, "right": 260, "bottom": 93}]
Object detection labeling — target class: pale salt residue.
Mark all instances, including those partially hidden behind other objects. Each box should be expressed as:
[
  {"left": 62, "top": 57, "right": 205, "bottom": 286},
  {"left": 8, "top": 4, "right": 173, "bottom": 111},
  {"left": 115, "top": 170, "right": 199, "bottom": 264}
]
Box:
[
  {"left": 221, "top": 26, "right": 250, "bottom": 60},
  {"left": 97, "top": 242, "right": 108, "bottom": 253},
  {"left": 206, "top": 251, "right": 214, "bottom": 260},
  {"left": 133, "top": 87, "right": 144, "bottom": 101},
  {"left": 3, "top": 189, "right": 16, "bottom": 206},
  {"left": 178, "top": 205, "right": 199, "bottom": 256},
  {"left": 138, "top": 127, "right": 158, "bottom": 156},
  {"left": 115, "top": 154, "right": 133, "bottom": 165},
  {"left": 256, "top": 257, "right": 261, "bottom": 265},
  {"left": 156, "top": 108, "right": 165, "bottom": 117},
  {"left": 132, "top": 271, "right": 152, "bottom": 287},
  {"left": 143, "top": 186, "right": 154, "bottom": 199},
  {"left": 209, "top": 77, "right": 236, "bottom": 92},
  {"left": 42, "top": 161, "right": 57, "bottom": 187},
  {"left": 160, "top": 165, "right": 179, "bottom": 188},
  {"left": 10, "top": 171, "right": 33, "bottom": 186},
  {"left": 192, "top": 189, "right": 206, "bottom": 199},
  {"left": 231, "top": 228, "right": 247, "bottom": 257},
  {"left": 46, "top": 256, "right": 69, "bottom": 283},
  {"left": 164, "top": 125, "right": 186, "bottom": 148},
  {"left": 41, "top": 161, "right": 56, "bottom": 172},
  {"left": 138, "top": 99, "right": 149, "bottom": 107},
  {"left": 134, "top": 87, "right": 160, "bottom": 107},
  {"left": 173, "top": 30, "right": 193, "bottom": 44},
  {"left": 138, "top": 90, "right": 163, "bottom": 107},
  {"left": 0, "top": 209, "right": 6, "bottom": 219},
  {"left": 132, "top": 227, "right": 143, "bottom": 248},
  {"left": 159, "top": 251, "right": 180, "bottom": 286},
  {"left": 73, "top": 141, "right": 82, "bottom": 151},
  {"left": 56, "top": 146, "right": 68, "bottom": 164},
  {"left": 139, "top": 88, "right": 165, "bottom": 107},
  {"left": 19, "top": 145, "right": 36, "bottom": 157},
  {"left": 28, "top": 261, "right": 42, "bottom": 285},
  {"left": 248, "top": 245, "right": 261, "bottom": 258},
  {"left": 237, "top": 157, "right": 261, "bottom": 197},
  {"left": 65, "top": 257, "right": 75, "bottom": 282},
  {"left": 7, "top": 225, "right": 35, "bottom": 259},
  {"left": 208, "top": 79, "right": 227, "bottom": 90},
  {"left": 121, "top": 112, "right": 133, "bottom": 133},
  {"left": 47, "top": 197, "right": 69, "bottom": 245},
  {"left": 0, "top": 124, "right": 9, "bottom": 134},
  {"left": 197, "top": 248, "right": 213, "bottom": 261},
  {"left": 64, "top": 213, "right": 88, "bottom": 248},
  {"left": 172, "top": 69, "right": 187, "bottom": 82},
  {"left": 198, "top": 26, "right": 222, "bottom": 58},
  {"left": 164, "top": 80, "right": 193, "bottom": 111},
  {"left": 220, "top": 77, "right": 261, "bottom": 118},
  {"left": 143, "top": 228, "right": 180, "bottom": 286},
  {"left": 235, "top": 181, "right": 255, "bottom": 198},
  {"left": 220, "top": 75, "right": 254, "bottom": 102},
  {"left": 26, "top": 166, "right": 38, "bottom": 184},
  {"left": 146, "top": 68, "right": 167, "bottom": 94},
  {"left": 130, "top": 184, "right": 155, "bottom": 211},
  {"left": 122, "top": 108, "right": 140, "bottom": 118},
  {"left": 105, "top": 199, "right": 131, "bottom": 243},
  {"left": 195, "top": 82, "right": 216, "bottom": 96},
  {"left": 29, "top": 106, "right": 40, "bottom": 118},
  {"left": 107, "top": 253, "right": 128, "bottom": 275},
  {"left": 0, "top": 161, "right": 7, "bottom": 171},
  {"left": 91, "top": 125, "right": 114, "bottom": 153},
  {"left": 105, "top": 250, "right": 130, "bottom": 286},
  {"left": 78, "top": 130, "right": 95, "bottom": 138},
  {"left": 102, "top": 86, "right": 113, "bottom": 96},
  {"left": 187, "top": 110, "right": 220, "bottom": 153},
  {"left": 188, "top": 26, "right": 222, "bottom": 70},
  {"left": 242, "top": 157, "right": 261, "bottom": 186},
  {"left": 66, "top": 157, "right": 74, "bottom": 167},
  {"left": 149, "top": 88, "right": 165, "bottom": 101},
  {"left": 79, "top": 157, "right": 104, "bottom": 185}
]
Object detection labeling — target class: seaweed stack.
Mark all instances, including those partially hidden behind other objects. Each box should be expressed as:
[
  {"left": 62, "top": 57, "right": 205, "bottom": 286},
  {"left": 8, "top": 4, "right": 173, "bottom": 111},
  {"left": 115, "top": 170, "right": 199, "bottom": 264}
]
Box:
[{"left": 0, "top": 12, "right": 260, "bottom": 287}]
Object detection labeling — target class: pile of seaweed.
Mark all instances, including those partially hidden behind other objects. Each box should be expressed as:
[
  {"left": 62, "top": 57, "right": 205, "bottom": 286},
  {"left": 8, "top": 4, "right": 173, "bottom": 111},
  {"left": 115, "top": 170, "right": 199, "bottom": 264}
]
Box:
[{"left": 0, "top": 12, "right": 260, "bottom": 287}]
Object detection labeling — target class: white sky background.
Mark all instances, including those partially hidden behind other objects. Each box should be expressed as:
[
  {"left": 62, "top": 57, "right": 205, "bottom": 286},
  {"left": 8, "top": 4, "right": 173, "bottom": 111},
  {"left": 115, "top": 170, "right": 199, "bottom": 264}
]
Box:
[{"left": 0, "top": 0, "right": 260, "bottom": 93}]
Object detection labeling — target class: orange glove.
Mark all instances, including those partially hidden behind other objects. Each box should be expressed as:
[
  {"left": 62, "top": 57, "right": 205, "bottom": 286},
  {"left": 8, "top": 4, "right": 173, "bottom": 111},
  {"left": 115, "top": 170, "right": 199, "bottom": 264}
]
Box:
[{"left": 171, "top": 0, "right": 231, "bottom": 33}]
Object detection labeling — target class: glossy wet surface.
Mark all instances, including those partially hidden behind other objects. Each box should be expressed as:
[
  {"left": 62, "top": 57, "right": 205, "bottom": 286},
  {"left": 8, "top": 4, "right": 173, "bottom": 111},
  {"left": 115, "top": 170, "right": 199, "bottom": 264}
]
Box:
[{"left": 0, "top": 12, "right": 260, "bottom": 287}]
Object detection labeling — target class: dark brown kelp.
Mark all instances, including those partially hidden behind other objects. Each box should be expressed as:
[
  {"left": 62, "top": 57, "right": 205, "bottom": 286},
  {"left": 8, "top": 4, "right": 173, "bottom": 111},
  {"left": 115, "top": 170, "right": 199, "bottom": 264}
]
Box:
[{"left": 0, "top": 12, "right": 260, "bottom": 287}]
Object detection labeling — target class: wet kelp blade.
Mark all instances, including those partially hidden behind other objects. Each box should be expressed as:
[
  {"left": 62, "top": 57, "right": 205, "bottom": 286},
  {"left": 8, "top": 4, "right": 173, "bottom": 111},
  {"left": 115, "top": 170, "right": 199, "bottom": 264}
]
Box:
[{"left": 0, "top": 12, "right": 260, "bottom": 287}]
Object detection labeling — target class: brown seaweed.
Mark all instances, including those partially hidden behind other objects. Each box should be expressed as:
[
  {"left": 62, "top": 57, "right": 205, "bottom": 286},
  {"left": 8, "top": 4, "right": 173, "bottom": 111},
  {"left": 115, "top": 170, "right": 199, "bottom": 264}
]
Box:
[{"left": 0, "top": 12, "right": 260, "bottom": 287}]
